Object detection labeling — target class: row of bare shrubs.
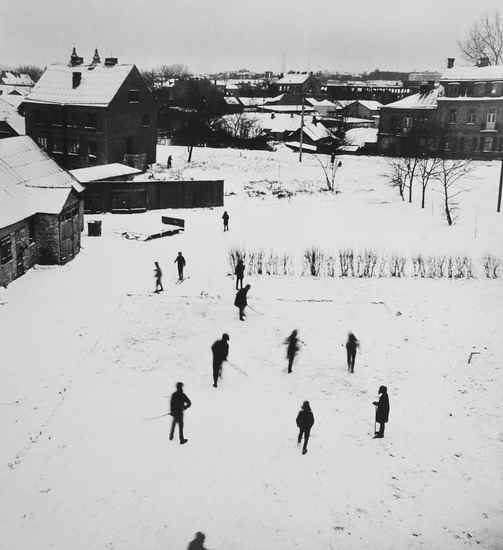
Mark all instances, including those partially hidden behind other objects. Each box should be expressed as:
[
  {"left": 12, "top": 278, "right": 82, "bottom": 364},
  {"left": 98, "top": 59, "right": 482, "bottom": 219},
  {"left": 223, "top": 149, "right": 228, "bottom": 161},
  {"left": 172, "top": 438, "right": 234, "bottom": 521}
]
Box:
[{"left": 229, "top": 248, "right": 502, "bottom": 279}]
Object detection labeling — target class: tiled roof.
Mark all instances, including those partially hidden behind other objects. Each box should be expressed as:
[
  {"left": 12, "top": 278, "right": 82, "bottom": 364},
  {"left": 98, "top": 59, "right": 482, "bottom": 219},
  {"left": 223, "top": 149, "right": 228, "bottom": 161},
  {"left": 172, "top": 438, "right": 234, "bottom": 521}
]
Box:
[
  {"left": 70, "top": 163, "right": 141, "bottom": 183},
  {"left": 0, "top": 136, "right": 81, "bottom": 228},
  {"left": 441, "top": 65, "right": 503, "bottom": 82},
  {"left": 23, "top": 63, "right": 134, "bottom": 107}
]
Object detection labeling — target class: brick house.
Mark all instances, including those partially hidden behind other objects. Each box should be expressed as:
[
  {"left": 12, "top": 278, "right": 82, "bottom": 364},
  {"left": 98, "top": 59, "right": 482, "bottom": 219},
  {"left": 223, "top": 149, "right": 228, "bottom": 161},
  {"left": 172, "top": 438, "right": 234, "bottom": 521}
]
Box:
[
  {"left": 436, "top": 59, "right": 503, "bottom": 157},
  {"left": 22, "top": 48, "right": 157, "bottom": 171},
  {"left": 0, "top": 136, "right": 83, "bottom": 287},
  {"left": 276, "top": 73, "right": 321, "bottom": 95}
]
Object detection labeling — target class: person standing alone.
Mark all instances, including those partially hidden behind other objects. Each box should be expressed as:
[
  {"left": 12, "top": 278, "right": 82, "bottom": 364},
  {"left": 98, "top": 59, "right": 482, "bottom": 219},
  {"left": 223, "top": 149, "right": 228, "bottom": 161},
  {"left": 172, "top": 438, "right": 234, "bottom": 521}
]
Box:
[
  {"left": 211, "top": 333, "right": 229, "bottom": 388},
  {"left": 169, "top": 382, "right": 191, "bottom": 444},
  {"left": 234, "top": 284, "right": 250, "bottom": 321},
  {"left": 296, "top": 401, "right": 314, "bottom": 455},
  {"left": 346, "top": 332, "right": 359, "bottom": 373},
  {"left": 285, "top": 329, "right": 301, "bottom": 374},
  {"left": 222, "top": 210, "right": 229, "bottom": 231},
  {"left": 174, "top": 251, "right": 186, "bottom": 281},
  {"left": 235, "top": 258, "right": 245, "bottom": 290},
  {"left": 373, "top": 385, "right": 390, "bottom": 438},
  {"left": 154, "top": 261, "right": 163, "bottom": 293}
]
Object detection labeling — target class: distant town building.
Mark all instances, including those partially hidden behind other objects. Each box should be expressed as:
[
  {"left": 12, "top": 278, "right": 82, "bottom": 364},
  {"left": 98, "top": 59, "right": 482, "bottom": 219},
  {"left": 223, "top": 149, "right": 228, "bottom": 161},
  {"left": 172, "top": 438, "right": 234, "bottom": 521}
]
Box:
[
  {"left": 22, "top": 48, "right": 157, "bottom": 171},
  {"left": 326, "top": 79, "right": 412, "bottom": 104},
  {"left": 342, "top": 100, "right": 382, "bottom": 121},
  {"left": 0, "top": 136, "right": 83, "bottom": 287},
  {"left": 276, "top": 72, "right": 321, "bottom": 95},
  {"left": 0, "top": 71, "right": 34, "bottom": 98}
]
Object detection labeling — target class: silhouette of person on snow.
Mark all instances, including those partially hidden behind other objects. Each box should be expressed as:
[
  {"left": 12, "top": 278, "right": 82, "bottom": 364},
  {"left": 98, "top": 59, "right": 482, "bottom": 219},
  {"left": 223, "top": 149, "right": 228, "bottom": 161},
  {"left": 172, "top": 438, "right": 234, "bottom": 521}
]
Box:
[
  {"left": 234, "top": 284, "right": 250, "bottom": 321},
  {"left": 154, "top": 261, "right": 163, "bottom": 293},
  {"left": 174, "top": 252, "right": 186, "bottom": 281},
  {"left": 285, "top": 329, "right": 301, "bottom": 373},
  {"left": 346, "top": 332, "right": 359, "bottom": 373},
  {"left": 187, "top": 532, "right": 208, "bottom": 550},
  {"left": 222, "top": 210, "right": 229, "bottom": 231},
  {"left": 373, "top": 385, "right": 390, "bottom": 438},
  {"left": 235, "top": 258, "right": 245, "bottom": 290},
  {"left": 296, "top": 401, "right": 314, "bottom": 455},
  {"left": 169, "top": 382, "right": 191, "bottom": 444},
  {"left": 167, "top": 155, "right": 172, "bottom": 169},
  {"left": 211, "top": 333, "right": 229, "bottom": 387}
]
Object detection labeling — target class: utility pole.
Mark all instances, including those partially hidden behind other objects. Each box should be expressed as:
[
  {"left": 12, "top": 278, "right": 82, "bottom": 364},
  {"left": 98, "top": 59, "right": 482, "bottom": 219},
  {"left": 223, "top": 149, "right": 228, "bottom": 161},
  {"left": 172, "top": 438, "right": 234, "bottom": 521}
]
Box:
[
  {"left": 498, "top": 158, "right": 503, "bottom": 212},
  {"left": 299, "top": 91, "right": 305, "bottom": 163}
]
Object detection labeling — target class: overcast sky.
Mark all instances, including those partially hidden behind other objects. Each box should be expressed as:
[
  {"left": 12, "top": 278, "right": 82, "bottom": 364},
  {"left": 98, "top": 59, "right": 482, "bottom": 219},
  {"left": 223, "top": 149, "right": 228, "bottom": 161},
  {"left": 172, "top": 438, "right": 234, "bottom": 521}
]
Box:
[{"left": 1, "top": 0, "right": 501, "bottom": 73}]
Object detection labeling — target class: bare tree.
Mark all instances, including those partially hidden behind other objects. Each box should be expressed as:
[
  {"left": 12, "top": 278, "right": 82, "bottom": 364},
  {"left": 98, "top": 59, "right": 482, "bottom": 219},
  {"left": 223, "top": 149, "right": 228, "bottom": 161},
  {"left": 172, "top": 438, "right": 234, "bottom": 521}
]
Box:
[
  {"left": 434, "top": 159, "right": 473, "bottom": 226},
  {"left": 458, "top": 11, "right": 503, "bottom": 65},
  {"left": 221, "top": 113, "right": 261, "bottom": 140},
  {"left": 417, "top": 157, "right": 441, "bottom": 209},
  {"left": 387, "top": 158, "right": 417, "bottom": 202}
]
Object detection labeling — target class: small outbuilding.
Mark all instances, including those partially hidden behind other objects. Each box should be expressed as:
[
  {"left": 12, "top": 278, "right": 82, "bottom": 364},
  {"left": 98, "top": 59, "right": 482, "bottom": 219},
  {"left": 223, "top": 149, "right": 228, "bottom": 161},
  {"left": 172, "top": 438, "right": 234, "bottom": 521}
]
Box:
[{"left": 0, "top": 136, "right": 83, "bottom": 287}]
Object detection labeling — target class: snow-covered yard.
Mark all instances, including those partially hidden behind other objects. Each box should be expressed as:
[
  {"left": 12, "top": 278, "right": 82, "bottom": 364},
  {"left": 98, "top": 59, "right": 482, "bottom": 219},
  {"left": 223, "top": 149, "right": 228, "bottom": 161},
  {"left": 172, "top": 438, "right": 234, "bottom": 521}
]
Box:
[{"left": 1, "top": 146, "right": 502, "bottom": 550}]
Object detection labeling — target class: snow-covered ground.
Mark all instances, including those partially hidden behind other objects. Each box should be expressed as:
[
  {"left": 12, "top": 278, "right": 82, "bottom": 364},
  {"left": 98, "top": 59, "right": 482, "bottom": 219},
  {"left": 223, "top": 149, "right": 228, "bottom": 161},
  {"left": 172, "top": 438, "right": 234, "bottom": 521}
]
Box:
[{"left": 2, "top": 146, "right": 503, "bottom": 550}]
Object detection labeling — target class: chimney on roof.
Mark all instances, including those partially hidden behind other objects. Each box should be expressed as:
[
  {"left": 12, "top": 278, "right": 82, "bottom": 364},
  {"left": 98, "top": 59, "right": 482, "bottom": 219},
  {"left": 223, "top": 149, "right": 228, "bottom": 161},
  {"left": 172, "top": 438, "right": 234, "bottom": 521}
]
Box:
[
  {"left": 447, "top": 57, "right": 455, "bottom": 69},
  {"left": 478, "top": 56, "right": 490, "bottom": 67},
  {"left": 104, "top": 57, "right": 118, "bottom": 67},
  {"left": 69, "top": 46, "right": 84, "bottom": 67},
  {"left": 72, "top": 71, "right": 82, "bottom": 88},
  {"left": 91, "top": 48, "right": 101, "bottom": 65}
]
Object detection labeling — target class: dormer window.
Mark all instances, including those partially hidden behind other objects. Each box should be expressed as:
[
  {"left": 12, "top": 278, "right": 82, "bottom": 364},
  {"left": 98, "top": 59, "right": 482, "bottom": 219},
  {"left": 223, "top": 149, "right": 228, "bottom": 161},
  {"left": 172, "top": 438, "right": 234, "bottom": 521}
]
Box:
[{"left": 128, "top": 89, "right": 140, "bottom": 103}]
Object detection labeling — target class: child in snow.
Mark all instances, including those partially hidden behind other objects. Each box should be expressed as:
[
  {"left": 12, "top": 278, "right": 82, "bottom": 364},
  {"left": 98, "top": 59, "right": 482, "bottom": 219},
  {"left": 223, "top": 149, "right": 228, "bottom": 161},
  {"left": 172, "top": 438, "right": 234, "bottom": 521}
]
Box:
[
  {"left": 169, "top": 382, "right": 191, "bottom": 444},
  {"left": 373, "top": 385, "right": 390, "bottom": 438},
  {"left": 154, "top": 261, "right": 163, "bottom": 293},
  {"left": 346, "top": 332, "right": 359, "bottom": 373},
  {"left": 285, "top": 329, "right": 301, "bottom": 373},
  {"left": 174, "top": 252, "right": 186, "bottom": 281}
]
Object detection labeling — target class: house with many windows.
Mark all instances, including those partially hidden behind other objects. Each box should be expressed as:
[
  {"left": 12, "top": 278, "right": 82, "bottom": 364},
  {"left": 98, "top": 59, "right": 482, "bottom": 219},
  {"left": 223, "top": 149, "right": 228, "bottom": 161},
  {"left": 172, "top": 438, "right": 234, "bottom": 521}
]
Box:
[
  {"left": 436, "top": 58, "right": 503, "bottom": 157},
  {"left": 22, "top": 48, "right": 157, "bottom": 171}
]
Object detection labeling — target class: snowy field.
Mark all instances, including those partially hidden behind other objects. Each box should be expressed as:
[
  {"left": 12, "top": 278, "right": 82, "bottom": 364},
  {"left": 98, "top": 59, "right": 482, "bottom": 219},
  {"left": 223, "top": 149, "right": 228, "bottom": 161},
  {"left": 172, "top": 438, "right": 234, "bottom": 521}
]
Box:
[{"left": 1, "top": 146, "right": 503, "bottom": 550}]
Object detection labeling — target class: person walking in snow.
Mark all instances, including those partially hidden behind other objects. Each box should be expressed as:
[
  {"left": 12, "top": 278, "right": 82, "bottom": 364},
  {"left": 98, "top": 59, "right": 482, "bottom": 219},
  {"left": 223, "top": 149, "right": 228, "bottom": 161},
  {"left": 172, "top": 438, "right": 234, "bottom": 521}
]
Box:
[
  {"left": 169, "top": 382, "right": 191, "bottom": 444},
  {"left": 167, "top": 155, "right": 172, "bottom": 169},
  {"left": 345, "top": 332, "right": 359, "bottom": 373},
  {"left": 285, "top": 329, "right": 301, "bottom": 374},
  {"left": 235, "top": 258, "right": 245, "bottom": 290},
  {"left": 373, "top": 385, "right": 390, "bottom": 439},
  {"left": 296, "top": 401, "right": 314, "bottom": 455},
  {"left": 154, "top": 261, "right": 163, "bottom": 293},
  {"left": 222, "top": 210, "right": 229, "bottom": 231},
  {"left": 211, "top": 333, "right": 229, "bottom": 388},
  {"left": 174, "top": 251, "right": 186, "bottom": 281},
  {"left": 234, "top": 284, "right": 250, "bottom": 321}
]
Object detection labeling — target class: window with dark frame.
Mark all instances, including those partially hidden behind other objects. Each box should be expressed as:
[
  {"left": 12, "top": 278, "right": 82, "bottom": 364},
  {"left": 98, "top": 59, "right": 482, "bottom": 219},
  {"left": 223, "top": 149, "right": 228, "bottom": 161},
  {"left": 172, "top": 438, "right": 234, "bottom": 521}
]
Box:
[
  {"left": 28, "top": 218, "right": 36, "bottom": 243},
  {"left": 68, "top": 139, "right": 79, "bottom": 155},
  {"left": 467, "top": 110, "right": 476, "bottom": 124},
  {"left": 141, "top": 114, "right": 150, "bottom": 126},
  {"left": 36, "top": 136, "right": 48, "bottom": 151},
  {"left": 85, "top": 113, "right": 97, "bottom": 129},
  {"left": 448, "top": 109, "right": 457, "bottom": 123},
  {"left": 88, "top": 140, "right": 97, "bottom": 160},
  {"left": 0, "top": 236, "right": 12, "bottom": 264},
  {"left": 128, "top": 89, "right": 140, "bottom": 103}
]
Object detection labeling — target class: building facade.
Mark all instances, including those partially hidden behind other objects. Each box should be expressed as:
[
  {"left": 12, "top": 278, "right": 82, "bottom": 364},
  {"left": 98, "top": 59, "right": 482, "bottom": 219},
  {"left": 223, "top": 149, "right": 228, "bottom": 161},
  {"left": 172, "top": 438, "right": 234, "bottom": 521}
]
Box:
[
  {"left": 436, "top": 60, "right": 503, "bottom": 157},
  {"left": 0, "top": 136, "right": 83, "bottom": 287},
  {"left": 22, "top": 48, "right": 157, "bottom": 171}
]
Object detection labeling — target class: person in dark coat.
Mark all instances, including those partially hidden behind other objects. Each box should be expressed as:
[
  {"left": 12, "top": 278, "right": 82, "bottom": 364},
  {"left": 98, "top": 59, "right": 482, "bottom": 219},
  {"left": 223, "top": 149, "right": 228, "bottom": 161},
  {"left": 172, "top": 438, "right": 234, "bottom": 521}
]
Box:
[
  {"left": 285, "top": 329, "right": 301, "bottom": 374},
  {"left": 211, "top": 333, "right": 229, "bottom": 387},
  {"left": 169, "top": 382, "right": 191, "bottom": 444},
  {"left": 174, "top": 251, "right": 186, "bottom": 281},
  {"left": 373, "top": 385, "right": 390, "bottom": 438},
  {"left": 234, "top": 284, "right": 250, "bottom": 321},
  {"left": 296, "top": 401, "right": 314, "bottom": 455},
  {"left": 235, "top": 258, "right": 245, "bottom": 290},
  {"left": 187, "top": 532, "right": 208, "bottom": 550},
  {"left": 167, "top": 155, "right": 172, "bottom": 169},
  {"left": 346, "top": 332, "right": 359, "bottom": 373},
  {"left": 222, "top": 210, "right": 229, "bottom": 231},
  {"left": 154, "top": 261, "right": 163, "bottom": 293}
]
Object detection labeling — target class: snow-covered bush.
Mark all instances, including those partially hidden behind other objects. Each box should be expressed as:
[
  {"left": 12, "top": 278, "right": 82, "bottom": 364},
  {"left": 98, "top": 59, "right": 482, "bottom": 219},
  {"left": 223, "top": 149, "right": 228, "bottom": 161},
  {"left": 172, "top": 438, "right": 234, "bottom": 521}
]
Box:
[{"left": 483, "top": 255, "right": 501, "bottom": 278}]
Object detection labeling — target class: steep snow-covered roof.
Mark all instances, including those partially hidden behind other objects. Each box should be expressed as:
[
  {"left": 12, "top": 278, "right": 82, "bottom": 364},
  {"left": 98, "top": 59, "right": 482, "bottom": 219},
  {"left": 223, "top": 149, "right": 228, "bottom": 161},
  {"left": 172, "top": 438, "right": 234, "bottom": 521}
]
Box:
[
  {"left": 356, "top": 100, "right": 383, "bottom": 110},
  {"left": 258, "top": 104, "right": 315, "bottom": 113},
  {"left": 305, "top": 98, "right": 337, "bottom": 108},
  {"left": 382, "top": 89, "right": 438, "bottom": 109},
  {"left": 277, "top": 73, "right": 310, "bottom": 85},
  {"left": 0, "top": 136, "right": 81, "bottom": 228},
  {"left": 0, "top": 72, "right": 34, "bottom": 86},
  {"left": 302, "top": 122, "right": 332, "bottom": 142},
  {"left": 70, "top": 163, "right": 141, "bottom": 183},
  {"left": 0, "top": 97, "right": 25, "bottom": 135},
  {"left": 441, "top": 65, "right": 503, "bottom": 82},
  {"left": 23, "top": 63, "right": 135, "bottom": 106}
]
